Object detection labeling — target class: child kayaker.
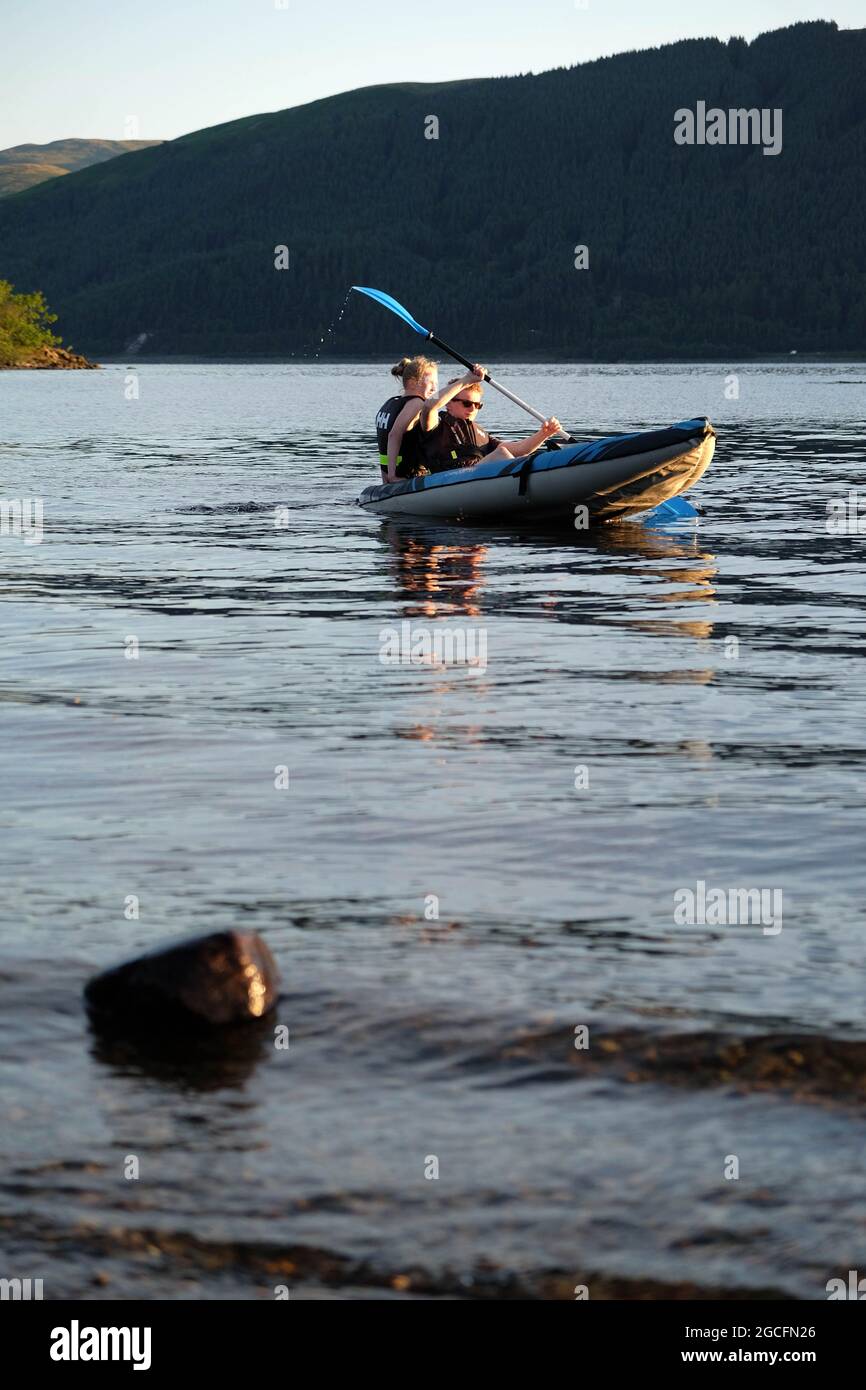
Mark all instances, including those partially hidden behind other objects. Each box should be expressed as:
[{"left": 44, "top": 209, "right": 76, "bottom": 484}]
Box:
[
  {"left": 420, "top": 378, "right": 561, "bottom": 473},
  {"left": 376, "top": 358, "right": 489, "bottom": 484}
]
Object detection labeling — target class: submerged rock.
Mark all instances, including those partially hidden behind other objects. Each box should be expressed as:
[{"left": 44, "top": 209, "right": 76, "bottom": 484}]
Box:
[{"left": 84, "top": 931, "right": 279, "bottom": 1030}]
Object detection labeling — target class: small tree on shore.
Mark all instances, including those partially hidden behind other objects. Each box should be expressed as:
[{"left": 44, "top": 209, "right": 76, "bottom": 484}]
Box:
[{"left": 0, "top": 280, "right": 61, "bottom": 365}]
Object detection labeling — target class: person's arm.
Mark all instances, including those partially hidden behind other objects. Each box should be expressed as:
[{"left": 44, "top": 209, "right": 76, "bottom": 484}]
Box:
[
  {"left": 386, "top": 399, "right": 424, "bottom": 482},
  {"left": 501, "top": 417, "right": 563, "bottom": 457},
  {"left": 420, "top": 364, "right": 486, "bottom": 428}
]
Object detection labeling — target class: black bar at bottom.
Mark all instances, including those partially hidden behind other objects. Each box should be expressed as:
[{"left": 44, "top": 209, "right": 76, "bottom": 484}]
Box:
[{"left": 7, "top": 1297, "right": 859, "bottom": 1374}]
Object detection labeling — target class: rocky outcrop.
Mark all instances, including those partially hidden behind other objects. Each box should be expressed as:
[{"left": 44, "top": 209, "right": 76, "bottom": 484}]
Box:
[{"left": 9, "top": 345, "right": 100, "bottom": 369}]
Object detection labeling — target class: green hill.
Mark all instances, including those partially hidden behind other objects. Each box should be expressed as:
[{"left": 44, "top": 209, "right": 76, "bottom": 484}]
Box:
[
  {"left": 0, "top": 139, "right": 163, "bottom": 198},
  {"left": 0, "top": 20, "right": 863, "bottom": 358}
]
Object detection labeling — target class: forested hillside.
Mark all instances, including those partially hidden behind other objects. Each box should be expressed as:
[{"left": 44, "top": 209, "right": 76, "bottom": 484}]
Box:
[{"left": 0, "top": 20, "right": 863, "bottom": 358}]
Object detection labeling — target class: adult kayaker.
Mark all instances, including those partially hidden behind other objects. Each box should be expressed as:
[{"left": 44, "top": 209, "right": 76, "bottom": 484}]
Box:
[
  {"left": 376, "top": 358, "right": 488, "bottom": 484},
  {"left": 420, "top": 378, "right": 562, "bottom": 473}
]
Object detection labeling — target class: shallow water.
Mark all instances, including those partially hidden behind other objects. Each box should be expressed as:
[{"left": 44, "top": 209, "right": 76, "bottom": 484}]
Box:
[{"left": 1, "top": 361, "right": 865, "bottom": 1299}]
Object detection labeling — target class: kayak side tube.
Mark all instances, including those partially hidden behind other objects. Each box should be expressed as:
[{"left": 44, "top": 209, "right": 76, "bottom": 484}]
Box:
[{"left": 357, "top": 417, "right": 716, "bottom": 523}]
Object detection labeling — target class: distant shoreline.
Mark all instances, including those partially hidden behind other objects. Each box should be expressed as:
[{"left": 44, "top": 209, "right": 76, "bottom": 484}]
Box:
[{"left": 94, "top": 352, "right": 866, "bottom": 366}]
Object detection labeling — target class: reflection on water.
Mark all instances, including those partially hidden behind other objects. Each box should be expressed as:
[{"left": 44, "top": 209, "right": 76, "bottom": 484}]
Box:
[
  {"left": 88, "top": 1019, "right": 274, "bottom": 1092},
  {"left": 380, "top": 522, "right": 489, "bottom": 619},
  {"left": 379, "top": 515, "right": 719, "bottom": 627}
]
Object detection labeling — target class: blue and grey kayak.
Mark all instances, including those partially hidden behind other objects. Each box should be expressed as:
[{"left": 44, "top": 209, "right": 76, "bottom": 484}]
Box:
[{"left": 357, "top": 417, "right": 715, "bottom": 524}]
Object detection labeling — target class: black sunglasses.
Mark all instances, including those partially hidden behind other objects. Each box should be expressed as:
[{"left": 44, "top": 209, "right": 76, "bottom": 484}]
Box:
[{"left": 454, "top": 397, "right": 483, "bottom": 410}]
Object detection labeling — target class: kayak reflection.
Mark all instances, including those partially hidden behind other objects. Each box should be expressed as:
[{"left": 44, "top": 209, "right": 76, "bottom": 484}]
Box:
[
  {"left": 378, "top": 520, "right": 488, "bottom": 619},
  {"left": 377, "top": 516, "right": 718, "bottom": 628},
  {"left": 374, "top": 516, "right": 720, "bottom": 761}
]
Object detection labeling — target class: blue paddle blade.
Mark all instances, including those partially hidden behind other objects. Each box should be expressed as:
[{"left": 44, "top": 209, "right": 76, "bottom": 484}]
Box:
[
  {"left": 639, "top": 495, "right": 701, "bottom": 524},
  {"left": 351, "top": 286, "right": 429, "bottom": 337}
]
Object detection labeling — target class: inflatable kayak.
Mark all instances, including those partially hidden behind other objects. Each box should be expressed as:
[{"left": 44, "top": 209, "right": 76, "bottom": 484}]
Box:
[{"left": 358, "top": 417, "right": 715, "bottom": 524}]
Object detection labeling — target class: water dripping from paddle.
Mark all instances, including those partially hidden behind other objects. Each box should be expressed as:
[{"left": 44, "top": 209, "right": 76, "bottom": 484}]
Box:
[{"left": 312, "top": 290, "right": 353, "bottom": 360}]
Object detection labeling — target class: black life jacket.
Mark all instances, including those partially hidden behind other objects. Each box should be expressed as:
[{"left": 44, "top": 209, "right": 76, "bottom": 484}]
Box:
[
  {"left": 422, "top": 413, "right": 500, "bottom": 473},
  {"left": 375, "top": 394, "right": 426, "bottom": 479}
]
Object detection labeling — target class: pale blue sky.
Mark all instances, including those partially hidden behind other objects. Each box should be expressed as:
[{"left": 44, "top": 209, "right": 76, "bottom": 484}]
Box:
[{"left": 1, "top": 0, "right": 860, "bottom": 148}]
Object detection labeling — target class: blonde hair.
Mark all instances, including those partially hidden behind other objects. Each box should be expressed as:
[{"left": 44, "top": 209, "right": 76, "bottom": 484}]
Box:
[
  {"left": 391, "top": 355, "right": 437, "bottom": 386},
  {"left": 448, "top": 376, "right": 483, "bottom": 393}
]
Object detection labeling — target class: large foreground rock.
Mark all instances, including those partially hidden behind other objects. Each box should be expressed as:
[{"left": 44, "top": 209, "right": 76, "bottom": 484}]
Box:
[{"left": 85, "top": 931, "right": 279, "bottom": 1029}]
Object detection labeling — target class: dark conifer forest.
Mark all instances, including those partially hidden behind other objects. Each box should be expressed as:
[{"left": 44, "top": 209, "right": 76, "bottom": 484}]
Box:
[{"left": 1, "top": 20, "right": 863, "bottom": 358}]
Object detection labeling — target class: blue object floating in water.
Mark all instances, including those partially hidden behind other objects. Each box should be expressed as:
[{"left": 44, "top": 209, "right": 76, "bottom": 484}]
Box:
[{"left": 638, "top": 495, "right": 701, "bottom": 525}]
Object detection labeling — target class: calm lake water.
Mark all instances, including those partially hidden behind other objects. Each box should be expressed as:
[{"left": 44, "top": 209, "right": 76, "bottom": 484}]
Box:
[{"left": 1, "top": 361, "right": 865, "bottom": 1299}]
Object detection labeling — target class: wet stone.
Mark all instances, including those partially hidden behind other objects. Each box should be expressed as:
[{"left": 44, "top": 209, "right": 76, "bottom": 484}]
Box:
[{"left": 84, "top": 930, "right": 280, "bottom": 1030}]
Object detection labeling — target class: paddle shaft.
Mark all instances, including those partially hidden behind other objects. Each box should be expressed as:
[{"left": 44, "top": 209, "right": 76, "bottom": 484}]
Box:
[
  {"left": 351, "top": 288, "right": 572, "bottom": 438},
  {"left": 428, "top": 334, "right": 549, "bottom": 427}
]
